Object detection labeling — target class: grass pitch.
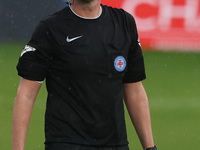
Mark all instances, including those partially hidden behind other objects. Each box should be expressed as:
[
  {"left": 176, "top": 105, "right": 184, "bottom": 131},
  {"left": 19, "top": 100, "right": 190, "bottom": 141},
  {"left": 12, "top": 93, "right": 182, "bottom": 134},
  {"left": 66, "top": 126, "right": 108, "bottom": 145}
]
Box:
[{"left": 0, "top": 43, "right": 200, "bottom": 150}]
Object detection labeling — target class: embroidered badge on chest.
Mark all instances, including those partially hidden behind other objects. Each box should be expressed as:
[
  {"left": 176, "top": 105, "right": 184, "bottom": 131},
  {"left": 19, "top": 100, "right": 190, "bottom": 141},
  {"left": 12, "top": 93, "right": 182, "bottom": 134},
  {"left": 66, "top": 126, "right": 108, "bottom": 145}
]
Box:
[{"left": 114, "top": 56, "right": 126, "bottom": 72}]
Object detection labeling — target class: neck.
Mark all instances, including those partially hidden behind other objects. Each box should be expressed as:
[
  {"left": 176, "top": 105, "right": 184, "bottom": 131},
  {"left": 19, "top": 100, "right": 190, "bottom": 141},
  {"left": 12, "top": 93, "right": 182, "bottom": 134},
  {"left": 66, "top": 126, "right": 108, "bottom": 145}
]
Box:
[{"left": 70, "top": 0, "right": 101, "bottom": 18}]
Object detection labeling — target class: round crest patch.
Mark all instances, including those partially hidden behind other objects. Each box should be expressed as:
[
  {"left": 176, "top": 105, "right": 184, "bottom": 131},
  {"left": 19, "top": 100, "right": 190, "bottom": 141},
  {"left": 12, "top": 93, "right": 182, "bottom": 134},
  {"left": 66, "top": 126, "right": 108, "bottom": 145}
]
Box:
[{"left": 114, "top": 56, "right": 126, "bottom": 72}]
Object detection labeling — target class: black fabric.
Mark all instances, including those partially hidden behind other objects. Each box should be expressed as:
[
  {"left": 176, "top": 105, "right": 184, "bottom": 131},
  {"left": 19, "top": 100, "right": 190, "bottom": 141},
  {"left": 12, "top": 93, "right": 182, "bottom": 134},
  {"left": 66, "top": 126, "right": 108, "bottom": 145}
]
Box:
[
  {"left": 45, "top": 143, "right": 129, "bottom": 150},
  {"left": 16, "top": 5, "right": 146, "bottom": 146},
  {"left": 17, "top": 22, "right": 55, "bottom": 81}
]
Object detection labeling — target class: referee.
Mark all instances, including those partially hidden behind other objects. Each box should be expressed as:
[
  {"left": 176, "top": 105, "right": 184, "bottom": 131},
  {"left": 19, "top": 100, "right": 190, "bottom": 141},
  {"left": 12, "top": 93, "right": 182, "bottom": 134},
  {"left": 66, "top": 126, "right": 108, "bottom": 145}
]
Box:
[{"left": 12, "top": 0, "right": 157, "bottom": 150}]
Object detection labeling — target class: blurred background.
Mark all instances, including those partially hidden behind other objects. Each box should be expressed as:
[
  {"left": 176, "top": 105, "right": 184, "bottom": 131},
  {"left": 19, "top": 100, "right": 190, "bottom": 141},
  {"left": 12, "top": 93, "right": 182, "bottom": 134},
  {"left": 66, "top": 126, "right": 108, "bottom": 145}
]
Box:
[{"left": 0, "top": 0, "right": 200, "bottom": 149}]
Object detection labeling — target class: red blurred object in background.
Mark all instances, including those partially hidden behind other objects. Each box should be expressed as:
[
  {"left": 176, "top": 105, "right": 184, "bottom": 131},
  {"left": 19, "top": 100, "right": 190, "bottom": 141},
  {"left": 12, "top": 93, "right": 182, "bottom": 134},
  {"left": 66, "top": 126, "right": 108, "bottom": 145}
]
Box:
[{"left": 101, "top": 0, "right": 200, "bottom": 52}]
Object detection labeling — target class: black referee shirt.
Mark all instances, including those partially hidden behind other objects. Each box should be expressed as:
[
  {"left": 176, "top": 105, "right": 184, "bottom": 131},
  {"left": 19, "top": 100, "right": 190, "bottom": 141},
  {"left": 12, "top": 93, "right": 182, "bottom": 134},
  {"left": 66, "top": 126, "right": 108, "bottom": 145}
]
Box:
[{"left": 17, "top": 5, "right": 146, "bottom": 146}]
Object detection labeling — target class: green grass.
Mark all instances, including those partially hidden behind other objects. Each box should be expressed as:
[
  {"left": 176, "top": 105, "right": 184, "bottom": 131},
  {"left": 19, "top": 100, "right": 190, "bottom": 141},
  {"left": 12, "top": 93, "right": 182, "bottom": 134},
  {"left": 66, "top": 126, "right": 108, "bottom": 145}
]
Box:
[{"left": 0, "top": 43, "right": 200, "bottom": 150}]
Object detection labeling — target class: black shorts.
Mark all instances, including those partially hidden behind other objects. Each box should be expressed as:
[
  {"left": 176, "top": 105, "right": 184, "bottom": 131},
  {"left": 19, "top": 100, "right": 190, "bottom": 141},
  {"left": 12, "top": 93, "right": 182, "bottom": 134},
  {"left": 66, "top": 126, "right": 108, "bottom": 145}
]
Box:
[{"left": 45, "top": 143, "right": 129, "bottom": 150}]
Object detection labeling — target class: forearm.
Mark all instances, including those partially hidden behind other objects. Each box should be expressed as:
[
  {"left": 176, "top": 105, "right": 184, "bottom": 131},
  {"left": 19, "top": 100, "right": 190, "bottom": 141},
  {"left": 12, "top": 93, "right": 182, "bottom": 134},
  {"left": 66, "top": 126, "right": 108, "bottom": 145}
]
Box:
[
  {"left": 124, "top": 82, "right": 154, "bottom": 149},
  {"left": 12, "top": 96, "right": 35, "bottom": 150},
  {"left": 12, "top": 78, "right": 41, "bottom": 150}
]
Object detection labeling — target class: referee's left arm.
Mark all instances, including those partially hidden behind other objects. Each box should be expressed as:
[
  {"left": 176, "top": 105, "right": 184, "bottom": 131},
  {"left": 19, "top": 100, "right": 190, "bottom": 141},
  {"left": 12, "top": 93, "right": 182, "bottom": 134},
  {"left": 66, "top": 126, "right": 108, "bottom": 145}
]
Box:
[{"left": 123, "top": 81, "right": 155, "bottom": 149}]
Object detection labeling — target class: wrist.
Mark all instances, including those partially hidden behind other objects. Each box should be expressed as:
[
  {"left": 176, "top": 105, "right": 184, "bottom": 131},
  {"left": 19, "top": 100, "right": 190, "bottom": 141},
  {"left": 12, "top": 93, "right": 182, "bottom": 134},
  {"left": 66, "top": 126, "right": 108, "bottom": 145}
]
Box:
[{"left": 144, "top": 145, "right": 157, "bottom": 150}]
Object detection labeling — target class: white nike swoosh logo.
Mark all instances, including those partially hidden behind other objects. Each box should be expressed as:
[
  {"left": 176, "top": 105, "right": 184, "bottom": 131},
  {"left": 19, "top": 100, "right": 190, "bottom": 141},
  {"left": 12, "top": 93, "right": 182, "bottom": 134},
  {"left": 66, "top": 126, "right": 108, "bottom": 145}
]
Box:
[{"left": 66, "top": 35, "right": 83, "bottom": 42}]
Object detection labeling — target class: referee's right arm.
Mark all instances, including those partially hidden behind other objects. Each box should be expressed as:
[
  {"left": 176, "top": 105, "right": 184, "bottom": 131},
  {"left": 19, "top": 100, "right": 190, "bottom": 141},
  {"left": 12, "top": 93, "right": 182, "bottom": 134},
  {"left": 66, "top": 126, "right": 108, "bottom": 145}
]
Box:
[{"left": 12, "top": 78, "right": 41, "bottom": 150}]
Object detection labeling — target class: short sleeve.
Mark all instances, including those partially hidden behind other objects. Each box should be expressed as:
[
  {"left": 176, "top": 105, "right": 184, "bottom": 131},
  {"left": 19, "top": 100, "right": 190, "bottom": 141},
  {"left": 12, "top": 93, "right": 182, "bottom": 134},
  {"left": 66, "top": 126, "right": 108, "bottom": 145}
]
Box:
[
  {"left": 123, "top": 13, "right": 146, "bottom": 83},
  {"left": 16, "top": 21, "right": 54, "bottom": 81}
]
